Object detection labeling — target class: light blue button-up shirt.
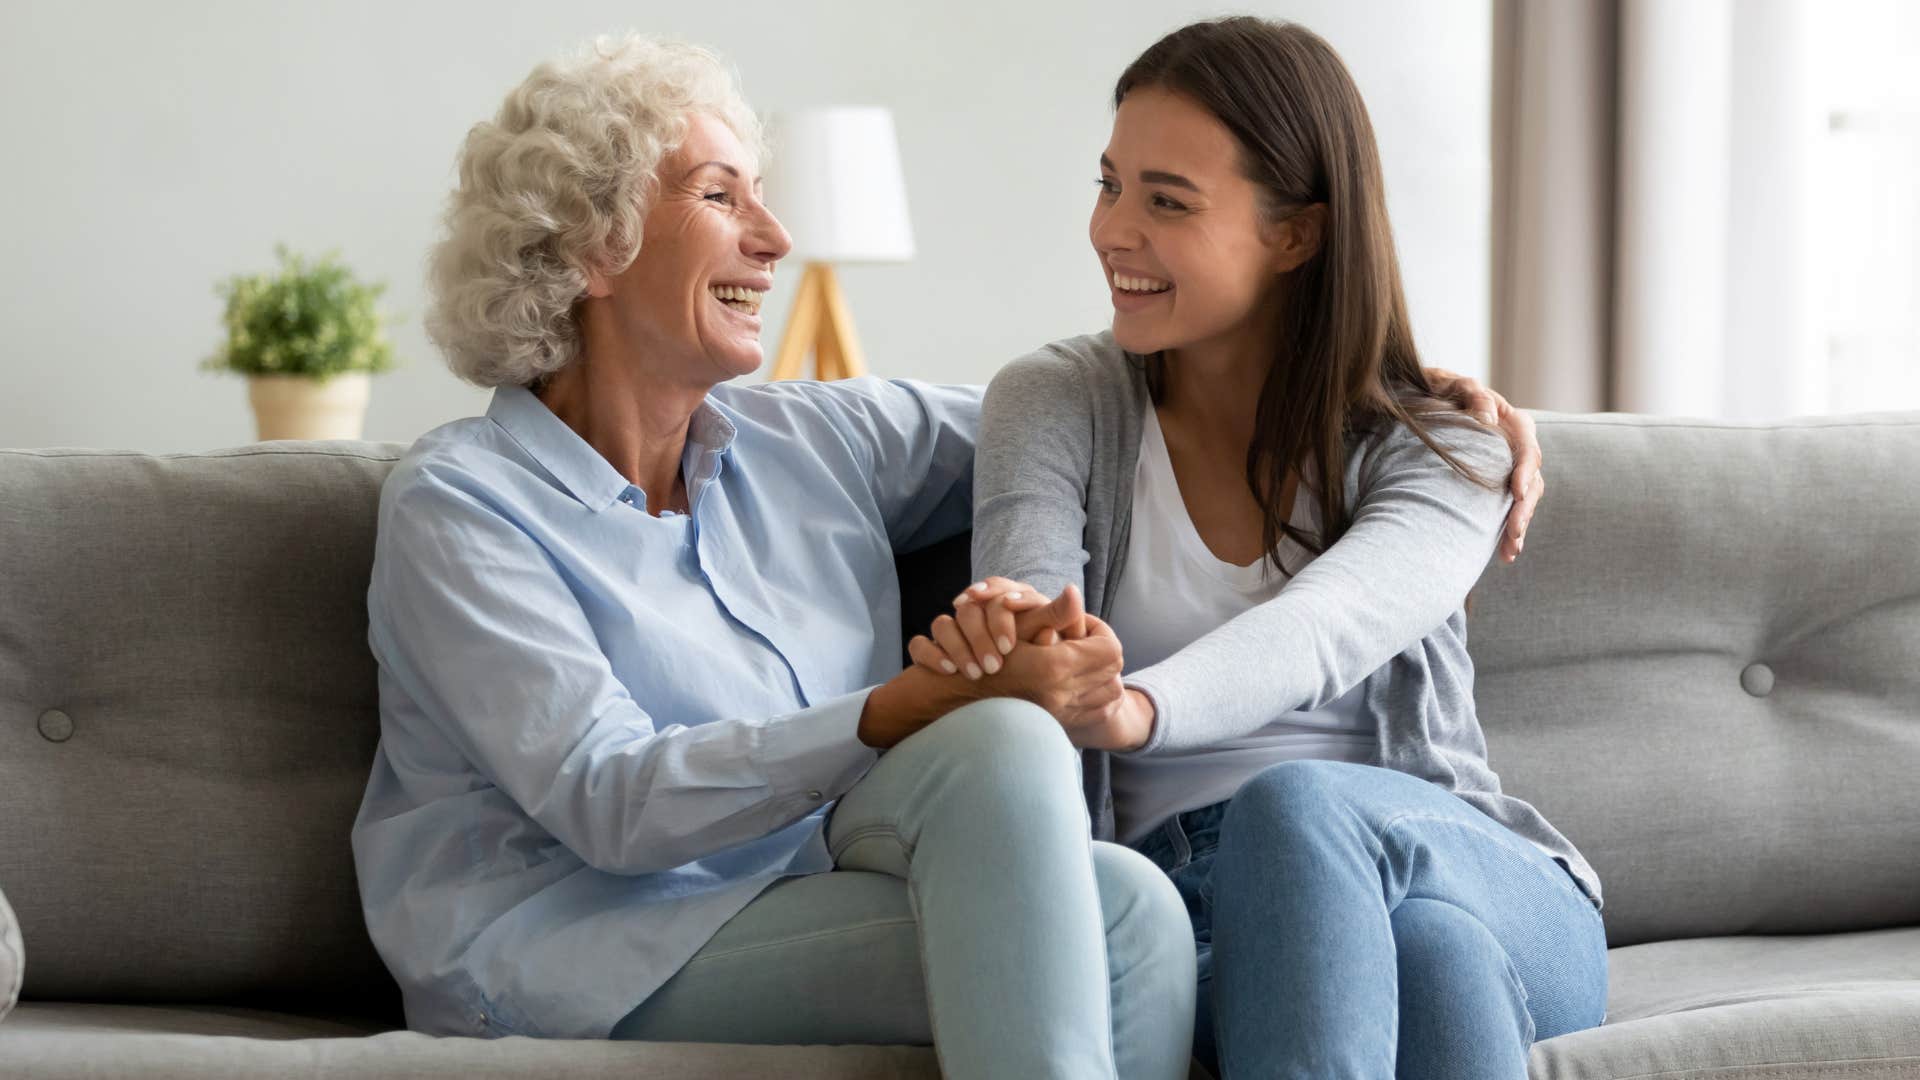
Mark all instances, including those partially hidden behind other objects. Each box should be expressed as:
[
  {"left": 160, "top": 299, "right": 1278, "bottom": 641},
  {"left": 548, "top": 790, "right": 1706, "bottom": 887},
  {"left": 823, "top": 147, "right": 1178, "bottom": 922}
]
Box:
[{"left": 350, "top": 376, "right": 979, "bottom": 1039}]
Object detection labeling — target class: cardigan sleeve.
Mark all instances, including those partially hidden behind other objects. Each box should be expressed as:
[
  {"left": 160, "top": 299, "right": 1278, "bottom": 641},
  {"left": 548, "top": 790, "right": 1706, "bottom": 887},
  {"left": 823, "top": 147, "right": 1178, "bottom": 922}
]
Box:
[
  {"left": 969, "top": 350, "right": 1097, "bottom": 600},
  {"left": 1121, "top": 420, "right": 1513, "bottom": 755}
]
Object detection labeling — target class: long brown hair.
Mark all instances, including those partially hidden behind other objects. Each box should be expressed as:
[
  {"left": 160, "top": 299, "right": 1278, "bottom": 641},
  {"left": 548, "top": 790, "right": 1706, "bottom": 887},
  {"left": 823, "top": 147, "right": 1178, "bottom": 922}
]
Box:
[{"left": 1117, "top": 17, "right": 1499, "bottom": 576}]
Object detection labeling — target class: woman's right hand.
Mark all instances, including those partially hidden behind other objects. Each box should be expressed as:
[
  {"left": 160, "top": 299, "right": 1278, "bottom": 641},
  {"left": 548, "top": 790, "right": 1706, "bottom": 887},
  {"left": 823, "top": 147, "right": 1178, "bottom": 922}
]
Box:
[
  {"left": 879, "top": 584, "right": 1139, "bottom": 750},
  {"left": 909, "top": 578, "right": 1089, "bottom": 678},
  {"left": 909, "top": 585, "right": 1127, "bottom": 743}
]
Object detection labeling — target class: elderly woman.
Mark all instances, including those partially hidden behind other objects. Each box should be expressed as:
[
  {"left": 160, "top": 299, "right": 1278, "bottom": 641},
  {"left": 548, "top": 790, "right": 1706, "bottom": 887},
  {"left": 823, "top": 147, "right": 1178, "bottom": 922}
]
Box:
[
  {"left": 350, "top": 31, "right": 1543, "bottom": 1079},
  {"left": 349, "top": 34, "right": 1194, "bottom": 1079}
]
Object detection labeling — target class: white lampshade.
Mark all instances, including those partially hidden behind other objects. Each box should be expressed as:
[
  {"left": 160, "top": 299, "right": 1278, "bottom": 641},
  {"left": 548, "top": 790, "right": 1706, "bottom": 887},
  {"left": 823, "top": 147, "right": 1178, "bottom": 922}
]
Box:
[{"left": 763, "top": 106, "right": 915, "bottom": 263}]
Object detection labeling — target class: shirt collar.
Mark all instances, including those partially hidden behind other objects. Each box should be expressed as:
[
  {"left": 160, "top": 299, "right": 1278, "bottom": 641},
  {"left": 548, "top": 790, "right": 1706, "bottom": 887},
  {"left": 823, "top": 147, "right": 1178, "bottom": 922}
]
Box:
[
  {"left": 686, "top": 394, "right": 739, "bottom": 461},
  {"left": 486, "top": 384, "right": 738, "bottom": 513}
]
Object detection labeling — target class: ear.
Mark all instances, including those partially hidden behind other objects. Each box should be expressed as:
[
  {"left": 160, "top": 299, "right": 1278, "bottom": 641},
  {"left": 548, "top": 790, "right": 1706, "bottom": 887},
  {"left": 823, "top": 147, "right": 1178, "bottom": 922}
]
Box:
[
  {"left": 1267, "top": 203, "right": 1326, "bottom": 275},
  {"left": 583, "top": 266, "right": 613, "bottom": 299}
]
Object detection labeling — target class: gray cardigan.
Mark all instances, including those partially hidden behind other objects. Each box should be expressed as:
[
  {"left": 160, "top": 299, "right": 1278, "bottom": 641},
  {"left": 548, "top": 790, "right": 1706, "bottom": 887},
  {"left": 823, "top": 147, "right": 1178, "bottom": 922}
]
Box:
[{"left": 972, "top": 331, "right": 1603, "bottom": 908}]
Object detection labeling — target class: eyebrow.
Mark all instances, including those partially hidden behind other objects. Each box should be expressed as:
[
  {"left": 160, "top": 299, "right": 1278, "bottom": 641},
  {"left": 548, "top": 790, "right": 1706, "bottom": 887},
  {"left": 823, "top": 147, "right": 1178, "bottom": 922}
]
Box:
[
  {"left": 1099, "top": 154, "right": 1201, "bottom": 193},
  {"left": 684, "top": 161, "right": 761, "bottom": 185}
]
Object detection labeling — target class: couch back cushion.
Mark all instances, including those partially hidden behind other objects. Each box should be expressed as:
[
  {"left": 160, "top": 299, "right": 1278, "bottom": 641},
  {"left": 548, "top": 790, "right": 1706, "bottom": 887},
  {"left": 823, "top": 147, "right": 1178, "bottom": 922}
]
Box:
[
  {"left": 0, "top": 443, "right": 406, "bottom": 1015},
  {"left": 1465, "top": 412, "right": 1920, "bottom": 946}
]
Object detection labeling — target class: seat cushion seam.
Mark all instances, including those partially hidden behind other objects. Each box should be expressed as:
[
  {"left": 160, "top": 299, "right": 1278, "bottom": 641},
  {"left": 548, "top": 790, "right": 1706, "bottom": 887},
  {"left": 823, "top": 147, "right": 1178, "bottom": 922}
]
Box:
[{"left": 1608, "top": 1059, "right": 1920, "bottom": 1079}]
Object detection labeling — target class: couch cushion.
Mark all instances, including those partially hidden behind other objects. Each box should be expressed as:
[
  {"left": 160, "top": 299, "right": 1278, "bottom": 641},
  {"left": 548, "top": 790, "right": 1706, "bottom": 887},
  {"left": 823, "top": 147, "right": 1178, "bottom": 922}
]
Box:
[
  {"left": 0, "top": 1002, "right": 939, "bottom": 1079},
  {"left": 0, "top": 443, "right": 407, "bottom": 1013},
  {"left": 1602, "top": 925, "right": 1920, "bottom": 1025},
  {"left": 1468, "top": 412, "right": 1920, "bottom": 947},
  {"left": 1528, "top": 927, "right": 1920, "bottom": 1079}
]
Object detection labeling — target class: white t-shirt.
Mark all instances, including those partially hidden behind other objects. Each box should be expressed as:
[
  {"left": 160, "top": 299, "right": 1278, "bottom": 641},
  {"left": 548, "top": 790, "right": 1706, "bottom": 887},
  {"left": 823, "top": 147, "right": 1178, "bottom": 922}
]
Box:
[{"left": 1108, "top": 402, "right": 1379, "bottom": 845}]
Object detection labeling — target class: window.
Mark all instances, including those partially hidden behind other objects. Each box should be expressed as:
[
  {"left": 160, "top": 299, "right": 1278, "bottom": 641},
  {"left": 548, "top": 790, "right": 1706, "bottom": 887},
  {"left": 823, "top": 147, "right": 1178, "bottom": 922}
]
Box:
[{"left": 1808, "top": 0, "right": 1920, "bottom": 412}]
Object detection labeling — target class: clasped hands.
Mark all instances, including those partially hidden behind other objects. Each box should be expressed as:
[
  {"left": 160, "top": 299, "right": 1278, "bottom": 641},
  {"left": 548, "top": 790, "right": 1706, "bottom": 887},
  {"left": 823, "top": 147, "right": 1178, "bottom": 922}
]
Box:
[{"left": 907, "top": 578, "right": 1154, "bottom": 752}]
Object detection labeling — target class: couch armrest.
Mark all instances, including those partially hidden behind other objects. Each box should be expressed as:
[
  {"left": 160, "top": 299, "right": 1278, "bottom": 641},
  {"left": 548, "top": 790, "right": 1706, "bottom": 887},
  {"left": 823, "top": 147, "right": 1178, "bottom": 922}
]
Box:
[{"left": 0, "top": 886, "right": 21, "bottom": 1025}]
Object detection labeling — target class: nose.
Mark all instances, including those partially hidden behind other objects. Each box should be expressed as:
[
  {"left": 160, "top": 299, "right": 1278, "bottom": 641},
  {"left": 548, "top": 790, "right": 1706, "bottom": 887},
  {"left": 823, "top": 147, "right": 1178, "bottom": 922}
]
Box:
[
  {"left": 749, "top": 198, "right": 793, "bottom": 266},
  {"left": 1089, "top": 194, "right": 1142, "bottom": 259}
]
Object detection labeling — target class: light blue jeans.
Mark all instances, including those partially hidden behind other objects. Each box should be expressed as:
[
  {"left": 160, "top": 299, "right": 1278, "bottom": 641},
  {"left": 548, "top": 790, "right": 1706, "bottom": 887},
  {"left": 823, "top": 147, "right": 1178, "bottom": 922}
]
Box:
[
  {"left": 1130, "top": 759, "right": 1607, "bottom": 1079},
  {"left": 611, "top": 697, "right": 1197, "bottom": 1079}
]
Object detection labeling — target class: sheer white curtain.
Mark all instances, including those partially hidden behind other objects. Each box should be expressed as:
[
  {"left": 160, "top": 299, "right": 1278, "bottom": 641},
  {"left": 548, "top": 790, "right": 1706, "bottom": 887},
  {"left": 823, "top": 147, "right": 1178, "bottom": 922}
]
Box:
[{"left": 1491, "top": 0, "right": 1907, "bottom": 419}]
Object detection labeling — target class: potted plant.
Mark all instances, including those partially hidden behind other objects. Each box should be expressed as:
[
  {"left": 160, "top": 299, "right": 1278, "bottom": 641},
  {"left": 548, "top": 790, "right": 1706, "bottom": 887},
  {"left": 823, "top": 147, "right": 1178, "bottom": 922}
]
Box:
[{"left": 201, "top": 245, "right": 400, "bottom": 441}]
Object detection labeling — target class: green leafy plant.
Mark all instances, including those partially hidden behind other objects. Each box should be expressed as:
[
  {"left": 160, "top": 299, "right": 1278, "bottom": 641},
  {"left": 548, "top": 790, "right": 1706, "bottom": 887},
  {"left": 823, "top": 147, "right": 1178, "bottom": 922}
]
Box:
[{"left": 201, "top": 245, "right": 401, "bottom": 380}]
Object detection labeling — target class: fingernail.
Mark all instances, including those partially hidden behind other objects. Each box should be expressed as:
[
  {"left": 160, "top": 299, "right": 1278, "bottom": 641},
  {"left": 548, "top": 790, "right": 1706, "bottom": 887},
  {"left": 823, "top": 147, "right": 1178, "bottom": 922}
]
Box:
[
  {"left": 1007, "top": 591, "right": 1022, "bottom": 601},
  {"left": 951, "top": 594, "right": 969, "bottom": 606},
  {"left": 982, "top": 655, "right": 1001, "bottom": 675},
  {"left": 969, "top": 582, "right": 987, "bottom": 592},
  {"left": 940, "top": 660, "right": 957, "bottom": 674},
  {"left": 998, "top": 636, "right": 1013, "bottom": 654},
  {"left": 965, "top": 662, "right": 983, "bottom": 680},
  {"left": 1482, "top": 411, "right": 1497, "bottom": 426}
]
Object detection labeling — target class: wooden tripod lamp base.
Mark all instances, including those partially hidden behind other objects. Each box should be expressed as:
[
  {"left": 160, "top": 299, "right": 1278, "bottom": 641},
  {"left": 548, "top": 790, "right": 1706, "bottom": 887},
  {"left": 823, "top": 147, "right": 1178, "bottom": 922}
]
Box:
[{"left": 770, "top": 262, "right": 868, "bottom": 381}]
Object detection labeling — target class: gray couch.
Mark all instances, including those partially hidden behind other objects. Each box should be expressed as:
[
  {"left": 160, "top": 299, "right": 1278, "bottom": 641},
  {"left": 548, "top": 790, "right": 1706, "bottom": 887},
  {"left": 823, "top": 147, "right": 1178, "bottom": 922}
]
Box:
[{"left": 2, "top": 411, "right": 1917, "bottom": 1079}]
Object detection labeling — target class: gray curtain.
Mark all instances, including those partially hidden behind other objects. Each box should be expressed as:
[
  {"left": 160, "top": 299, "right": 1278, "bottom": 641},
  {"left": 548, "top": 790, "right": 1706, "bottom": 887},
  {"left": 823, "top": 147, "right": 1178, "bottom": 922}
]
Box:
[{"left": 1491, "top": 0, "right": 1619, "bottom": 413}]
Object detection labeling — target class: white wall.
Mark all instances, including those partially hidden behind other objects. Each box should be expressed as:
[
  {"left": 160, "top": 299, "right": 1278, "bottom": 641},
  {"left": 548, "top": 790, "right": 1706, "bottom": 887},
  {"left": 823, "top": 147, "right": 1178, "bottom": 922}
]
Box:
[{"left": 0, "top": 0, "right": 1489, "bottom": 452}]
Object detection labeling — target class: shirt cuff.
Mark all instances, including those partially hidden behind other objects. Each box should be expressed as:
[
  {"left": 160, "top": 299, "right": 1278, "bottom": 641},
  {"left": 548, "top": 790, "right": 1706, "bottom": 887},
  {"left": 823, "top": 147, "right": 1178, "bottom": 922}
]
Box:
[
  {"left": 758, "top": 688, "right": 882, "bottom": 814},
  {"left": 1116, "top": 678, "right": 1172, "bottom": 757}
]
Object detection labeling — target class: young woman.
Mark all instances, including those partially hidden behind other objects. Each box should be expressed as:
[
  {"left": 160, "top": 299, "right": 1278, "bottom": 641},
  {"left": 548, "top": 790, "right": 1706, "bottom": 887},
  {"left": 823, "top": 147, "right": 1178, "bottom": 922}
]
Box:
[{"left": 912, "top": 18, "right": 1607, "bottom": 1079}]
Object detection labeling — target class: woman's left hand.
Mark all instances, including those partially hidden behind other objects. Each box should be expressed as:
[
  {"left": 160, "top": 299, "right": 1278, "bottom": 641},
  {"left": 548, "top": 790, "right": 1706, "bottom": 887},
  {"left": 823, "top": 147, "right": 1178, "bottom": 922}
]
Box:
[{"left": 1423, "top": 366, "right": 1543, "bottom": 565}]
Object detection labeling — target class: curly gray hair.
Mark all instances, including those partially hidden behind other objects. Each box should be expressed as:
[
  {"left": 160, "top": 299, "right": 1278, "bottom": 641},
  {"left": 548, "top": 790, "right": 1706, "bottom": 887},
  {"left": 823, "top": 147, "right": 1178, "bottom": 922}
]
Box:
[{"left": 425, "top": 33, "right": 764, "bottom": 388}]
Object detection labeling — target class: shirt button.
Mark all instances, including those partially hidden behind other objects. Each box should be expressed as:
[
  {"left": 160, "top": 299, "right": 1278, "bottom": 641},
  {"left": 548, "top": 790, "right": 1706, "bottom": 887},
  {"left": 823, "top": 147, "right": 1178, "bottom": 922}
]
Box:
[
  {"left": 476, "top": 1012, "right": 488, "bottom": 1029},
  {"left": 807, "top": 790, "right": 823, "bottom": 801}
]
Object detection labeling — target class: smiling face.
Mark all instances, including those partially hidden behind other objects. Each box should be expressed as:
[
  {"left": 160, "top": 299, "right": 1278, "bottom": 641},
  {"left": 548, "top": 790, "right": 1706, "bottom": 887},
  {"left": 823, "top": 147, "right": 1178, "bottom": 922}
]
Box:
[
  {"left": 1092, "top": 86, "right": 1316, "bottom": 359},
  {"left": 584, "top": 111, "right": 792, "bottom": 384}
]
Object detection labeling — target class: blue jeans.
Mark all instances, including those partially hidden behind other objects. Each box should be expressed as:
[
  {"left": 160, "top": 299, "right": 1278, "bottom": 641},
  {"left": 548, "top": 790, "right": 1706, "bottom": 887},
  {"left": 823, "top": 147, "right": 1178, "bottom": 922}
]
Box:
[
  {"left": 611, "top": 698, "right": 1196, "bottom": 1079},
  {"left": 1129, "top": 760, "right": 1607, "bottom": 1079}
]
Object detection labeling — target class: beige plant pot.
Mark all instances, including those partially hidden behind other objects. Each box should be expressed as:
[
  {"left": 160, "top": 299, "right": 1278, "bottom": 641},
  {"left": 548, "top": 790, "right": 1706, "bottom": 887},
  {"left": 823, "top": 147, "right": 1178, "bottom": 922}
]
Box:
[{"left": 247, "top": 372, "right": 372, "bottom": 441}]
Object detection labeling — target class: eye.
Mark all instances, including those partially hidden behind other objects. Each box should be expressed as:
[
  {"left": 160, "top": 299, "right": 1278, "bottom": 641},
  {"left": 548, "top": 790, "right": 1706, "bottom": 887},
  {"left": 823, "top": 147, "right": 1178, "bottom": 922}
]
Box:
[
  {"left": 1095, "top": 177, "right": 1119, "bottom": 196},
  {"left": 1151, "top": 194, "right": 1188, "bottom": 212},
  {"left": 704, "top": 190, "right": 735, "bottom": 205}
]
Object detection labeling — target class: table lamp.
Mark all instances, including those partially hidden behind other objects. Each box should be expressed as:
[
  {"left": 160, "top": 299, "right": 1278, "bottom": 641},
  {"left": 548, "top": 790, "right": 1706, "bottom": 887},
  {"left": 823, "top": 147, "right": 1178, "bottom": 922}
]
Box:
[{"left": 762, "top": 107, "right": 914, "bottom": 381}]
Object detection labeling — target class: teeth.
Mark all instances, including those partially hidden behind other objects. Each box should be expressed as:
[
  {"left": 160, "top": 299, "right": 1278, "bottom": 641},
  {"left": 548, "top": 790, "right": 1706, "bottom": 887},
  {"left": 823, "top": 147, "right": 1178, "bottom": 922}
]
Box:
[
  {"left": 708, "top": 284, "right": 765, "bottom": 312},
  {"left": 1113, "top": 274, "right": 1171, "bottom": 293}
]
